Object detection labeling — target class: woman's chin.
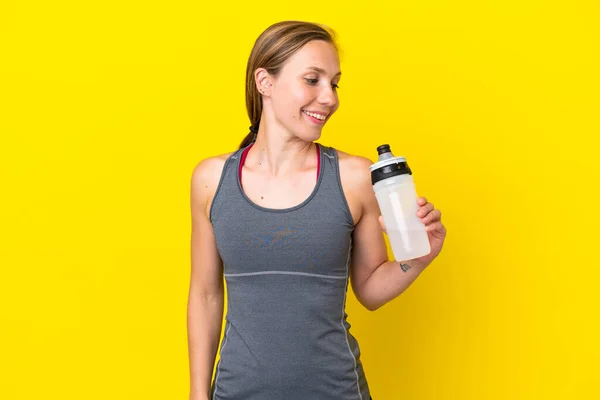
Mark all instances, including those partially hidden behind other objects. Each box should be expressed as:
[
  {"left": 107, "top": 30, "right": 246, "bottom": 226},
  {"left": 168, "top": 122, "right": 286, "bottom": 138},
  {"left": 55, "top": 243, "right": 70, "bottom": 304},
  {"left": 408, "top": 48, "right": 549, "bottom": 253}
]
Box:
[{"left": 300, "top": 130, "right": 323, "bottom": 143}]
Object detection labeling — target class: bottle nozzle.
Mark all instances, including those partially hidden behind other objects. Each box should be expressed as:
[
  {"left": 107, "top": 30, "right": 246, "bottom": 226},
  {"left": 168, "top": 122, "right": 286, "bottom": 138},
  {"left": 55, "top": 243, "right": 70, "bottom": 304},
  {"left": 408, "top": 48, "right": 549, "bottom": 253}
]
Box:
[
  {"left": 377, "top": 144, "right": 391, "bottom": 155},
  {"left": 377, "top": 144, "right": 394, "bottom": 161}
]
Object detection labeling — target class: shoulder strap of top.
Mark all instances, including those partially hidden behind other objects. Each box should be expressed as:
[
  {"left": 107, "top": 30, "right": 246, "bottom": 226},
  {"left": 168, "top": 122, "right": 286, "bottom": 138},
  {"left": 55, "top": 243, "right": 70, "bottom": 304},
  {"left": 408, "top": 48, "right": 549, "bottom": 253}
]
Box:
[{"left": 209, "top": 148, "right": 244, "bottom": 223}]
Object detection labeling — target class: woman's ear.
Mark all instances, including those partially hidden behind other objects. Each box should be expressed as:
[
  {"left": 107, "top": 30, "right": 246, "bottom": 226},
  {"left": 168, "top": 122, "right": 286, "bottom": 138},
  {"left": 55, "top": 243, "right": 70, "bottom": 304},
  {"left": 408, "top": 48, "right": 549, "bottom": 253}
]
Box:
[{"left": 255, "top": 68, "right": 273, "bottom": 96}]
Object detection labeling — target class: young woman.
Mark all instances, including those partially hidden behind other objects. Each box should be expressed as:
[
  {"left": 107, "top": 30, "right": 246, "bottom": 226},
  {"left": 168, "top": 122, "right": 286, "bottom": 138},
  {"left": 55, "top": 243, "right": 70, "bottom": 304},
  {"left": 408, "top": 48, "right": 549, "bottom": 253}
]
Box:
[{"left": 187, "top": 20, "right": 447, "bottom": 400}]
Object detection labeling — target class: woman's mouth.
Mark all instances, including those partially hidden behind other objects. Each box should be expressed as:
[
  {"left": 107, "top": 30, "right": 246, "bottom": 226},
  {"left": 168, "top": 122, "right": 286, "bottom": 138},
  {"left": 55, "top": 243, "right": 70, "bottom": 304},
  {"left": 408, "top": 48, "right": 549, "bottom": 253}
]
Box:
[{"left": 302, "top": 110, "right": 327, "bottom": 125}]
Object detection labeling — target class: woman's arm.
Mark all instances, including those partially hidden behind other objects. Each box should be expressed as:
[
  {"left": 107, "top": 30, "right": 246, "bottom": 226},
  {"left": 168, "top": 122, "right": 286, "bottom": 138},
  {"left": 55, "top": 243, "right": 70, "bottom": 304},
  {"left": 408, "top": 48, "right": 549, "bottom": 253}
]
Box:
[
  {"left": 342, "top": 155, "right": 446, "bottom": 311},
  {"left": 187, "top": 157, "right": 226, "bottom": 400}
]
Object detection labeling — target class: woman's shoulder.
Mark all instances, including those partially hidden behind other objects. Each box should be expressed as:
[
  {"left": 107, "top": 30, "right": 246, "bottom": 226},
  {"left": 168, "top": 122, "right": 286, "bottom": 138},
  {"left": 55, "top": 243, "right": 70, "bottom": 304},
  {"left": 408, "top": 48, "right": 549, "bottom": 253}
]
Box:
[
  {"left": 334, "top": 147, "right": 373, "bottom": 169},
  {"left": 329, "top": 146, "right": 375, "bottom": 195},
  {"left": 324, "top": 146, "right": 377, "bottom": 225},
  {"left": 192, "top": 150, "right": 236, "bottom": 182},
  {"left": 190, "top": 150, "right": 237, "bottom": 209}
]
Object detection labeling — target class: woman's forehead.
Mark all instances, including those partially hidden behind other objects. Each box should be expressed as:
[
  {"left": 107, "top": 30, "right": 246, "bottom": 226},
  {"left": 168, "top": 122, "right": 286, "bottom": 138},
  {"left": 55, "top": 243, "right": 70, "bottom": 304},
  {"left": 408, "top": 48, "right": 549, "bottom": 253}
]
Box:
[{"left": 283, "top": 41, "right": 341, "bottom": 75}]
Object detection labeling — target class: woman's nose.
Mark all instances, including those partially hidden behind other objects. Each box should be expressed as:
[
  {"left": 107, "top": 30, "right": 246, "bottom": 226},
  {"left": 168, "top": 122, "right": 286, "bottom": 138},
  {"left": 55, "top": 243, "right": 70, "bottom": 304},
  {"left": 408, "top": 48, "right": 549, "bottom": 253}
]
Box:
[{"left": 318, "top": 85, "right": 337, "bottom": 106}]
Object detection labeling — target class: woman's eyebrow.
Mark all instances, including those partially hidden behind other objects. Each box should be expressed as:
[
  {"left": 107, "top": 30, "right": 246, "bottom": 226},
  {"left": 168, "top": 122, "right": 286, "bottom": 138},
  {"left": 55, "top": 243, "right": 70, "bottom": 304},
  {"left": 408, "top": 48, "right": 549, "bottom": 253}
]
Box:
[{"left": 307, "top": 66, "right": 342, "bottom": 77}]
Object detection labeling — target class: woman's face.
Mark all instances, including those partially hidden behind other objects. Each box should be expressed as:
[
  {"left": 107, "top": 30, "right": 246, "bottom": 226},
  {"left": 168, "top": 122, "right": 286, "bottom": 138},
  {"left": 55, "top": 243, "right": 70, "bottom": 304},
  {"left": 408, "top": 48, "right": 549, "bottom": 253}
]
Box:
[{"left": 263, "top": 40, "right": 341, "bottom": 142}]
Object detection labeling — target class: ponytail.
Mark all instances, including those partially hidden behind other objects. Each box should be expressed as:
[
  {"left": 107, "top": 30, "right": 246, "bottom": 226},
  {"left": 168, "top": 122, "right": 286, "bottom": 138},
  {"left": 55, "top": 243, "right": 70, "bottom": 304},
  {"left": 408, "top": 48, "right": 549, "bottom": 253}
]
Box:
[{"left": 238, "top": 125, "right": 258, "bottom": 149}]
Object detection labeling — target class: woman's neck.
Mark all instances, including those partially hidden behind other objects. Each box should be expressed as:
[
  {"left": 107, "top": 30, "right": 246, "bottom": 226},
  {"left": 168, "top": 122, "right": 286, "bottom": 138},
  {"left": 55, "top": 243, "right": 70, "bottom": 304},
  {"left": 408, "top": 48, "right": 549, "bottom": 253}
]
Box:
[{"left": 246, "top": 128, "right": 317, "bottom": 177}]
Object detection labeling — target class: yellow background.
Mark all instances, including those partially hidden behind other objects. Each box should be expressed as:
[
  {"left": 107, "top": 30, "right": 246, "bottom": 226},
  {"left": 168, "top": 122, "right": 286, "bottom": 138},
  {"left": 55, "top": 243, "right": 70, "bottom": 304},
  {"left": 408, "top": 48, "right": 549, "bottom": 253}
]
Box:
[{"left": 1, "top": 1, "right": 599, "bottom": 399}]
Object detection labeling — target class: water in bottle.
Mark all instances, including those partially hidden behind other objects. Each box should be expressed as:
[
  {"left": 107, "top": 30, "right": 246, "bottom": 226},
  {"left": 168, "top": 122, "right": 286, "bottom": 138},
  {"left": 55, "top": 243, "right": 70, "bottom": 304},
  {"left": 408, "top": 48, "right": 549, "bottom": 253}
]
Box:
[{"left": 370, "top": 144, "right": 431, "bottom": 261}]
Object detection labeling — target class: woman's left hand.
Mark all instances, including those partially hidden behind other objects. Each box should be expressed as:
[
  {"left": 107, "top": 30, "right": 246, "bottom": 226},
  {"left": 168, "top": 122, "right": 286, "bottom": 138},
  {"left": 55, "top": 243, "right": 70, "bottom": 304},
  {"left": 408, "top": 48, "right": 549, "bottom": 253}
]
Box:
[{"left": 378, "top": 196, "right": 447, "bottom": 267}]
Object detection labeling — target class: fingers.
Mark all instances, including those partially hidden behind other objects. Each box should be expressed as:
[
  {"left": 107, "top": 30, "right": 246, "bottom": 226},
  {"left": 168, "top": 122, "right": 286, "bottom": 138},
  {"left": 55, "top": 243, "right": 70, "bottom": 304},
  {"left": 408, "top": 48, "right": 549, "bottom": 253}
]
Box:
[
  {"left": 417, "top": 201, "right": 434, "bottom": 218},
  {"left": 421, "top": 209, "right": 441, "bottom": 225},
  {"left": 425, "top": 221, "right": 445, "bottom": 232},
  {"left": 417, "top": 196, "right": 428, "bottom": 206}
]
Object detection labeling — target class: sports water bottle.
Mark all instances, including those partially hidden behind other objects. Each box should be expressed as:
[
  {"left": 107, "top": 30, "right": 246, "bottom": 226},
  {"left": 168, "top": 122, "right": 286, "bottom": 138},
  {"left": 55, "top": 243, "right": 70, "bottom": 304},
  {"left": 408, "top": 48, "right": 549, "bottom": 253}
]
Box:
[{"left": 370, "top": 144, "right": 431, "bottom": 261}]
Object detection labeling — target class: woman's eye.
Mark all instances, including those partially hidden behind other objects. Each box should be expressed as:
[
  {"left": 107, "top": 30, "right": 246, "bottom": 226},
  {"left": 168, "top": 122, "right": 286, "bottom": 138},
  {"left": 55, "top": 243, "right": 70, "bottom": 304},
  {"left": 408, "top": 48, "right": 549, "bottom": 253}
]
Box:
[{"left": 305, "top": 78, "right": 340, "bottom": 90}]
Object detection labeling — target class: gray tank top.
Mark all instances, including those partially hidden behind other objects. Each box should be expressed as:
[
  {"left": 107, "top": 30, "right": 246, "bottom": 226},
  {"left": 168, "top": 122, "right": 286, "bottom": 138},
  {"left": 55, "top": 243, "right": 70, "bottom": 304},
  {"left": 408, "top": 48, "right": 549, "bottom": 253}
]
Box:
[{"left": 209, "top": 143, "right": 371, "bottom": 400}]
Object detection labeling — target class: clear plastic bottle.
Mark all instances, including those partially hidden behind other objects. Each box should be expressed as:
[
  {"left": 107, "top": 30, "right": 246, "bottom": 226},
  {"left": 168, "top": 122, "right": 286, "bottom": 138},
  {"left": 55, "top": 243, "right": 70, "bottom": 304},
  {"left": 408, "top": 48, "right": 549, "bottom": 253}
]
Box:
[{"left": 370, "top": 144, "right": 431, "bottom": 261}]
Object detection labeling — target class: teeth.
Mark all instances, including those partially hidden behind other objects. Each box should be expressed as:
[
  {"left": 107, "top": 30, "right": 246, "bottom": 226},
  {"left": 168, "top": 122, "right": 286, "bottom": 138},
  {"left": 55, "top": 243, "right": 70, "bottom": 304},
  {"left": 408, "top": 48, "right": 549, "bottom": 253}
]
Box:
[{"left": 303, "top": 110, "right": 326, "bottom": 120}]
